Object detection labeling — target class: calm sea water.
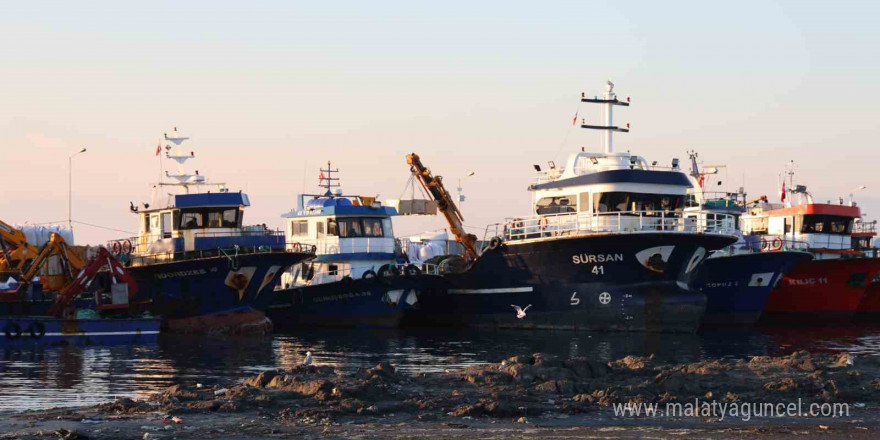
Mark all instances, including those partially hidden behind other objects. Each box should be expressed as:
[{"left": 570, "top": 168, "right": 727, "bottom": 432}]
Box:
[{"left": 1, "top": 326, "right": 879, "bottom": 412}]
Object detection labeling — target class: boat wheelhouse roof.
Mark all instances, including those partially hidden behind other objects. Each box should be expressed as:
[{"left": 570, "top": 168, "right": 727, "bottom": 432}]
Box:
[
  {"left": 530, "top": 168, "right": 693, "bottom": 191},
  {"left": 282, "top": 195, "right": 397, "bottom": 219},
  {"left": 140, "top": 192, "right": 250, "bottom": 213},
  {"left": 761, "top": 203, "right": 861, "bottom": 218}
]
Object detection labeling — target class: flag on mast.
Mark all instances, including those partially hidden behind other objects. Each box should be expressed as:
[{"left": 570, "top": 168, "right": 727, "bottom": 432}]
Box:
[
  {"left": 319, "top": 171, "right": 325, "bottom": 182},
  {"left": 780, "top": 181, "right": 786, "bottom": 203},
  {"left": 572, "top": 111, "right": 578, "bottom": 126},
  {"left": 155, "top": 143, "right": 161, "bottom": 156}
]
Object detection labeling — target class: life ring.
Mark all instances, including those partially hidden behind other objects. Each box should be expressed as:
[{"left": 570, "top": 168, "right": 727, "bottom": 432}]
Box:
[
  {"left": 377, "top": 264, "right": 400, "bottom": 284},
  {"left": 772, "top": 237, "right": 783, "bottom": 251},
  {"left": 4, "top": 322, "right": 21, "bottom": 341},
  {"left": 760, "top": 238, "right": 769, "bottom": 251},
  {"left": 111, "top": 241, "right": 122, "bottom": 255},
  {"left": 403, "top": 264, "right": 421, "bottom": 277},
  {"left": 305, "top": 265, "right": 315, "bottom": 281},
  {"left": 121, "top": 239, "right": 133, "bottom": 255},
  {"left": 293, "top": 243, "right": 302, "bottom": 252},
  {"left": 27, "top": 321, "right": 45, "bottom": 339},
  {"left": 362, "top": 270, "right": 377, "bottom": 280},
  {"left": 341, "top": 275, "right": 354, "bottom": 289},
  {"left": 311, "top": 245, "right": 317, "bottom": 254}
]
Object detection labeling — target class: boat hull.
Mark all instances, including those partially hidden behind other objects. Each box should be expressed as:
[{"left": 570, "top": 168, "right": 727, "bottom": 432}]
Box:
[
  {"left": 0, "top": 316, "right": 160, "bottom": 346},
  {"left": 855, "top": 278, "right": 880, "bottom": 322},
  {"left": 125, "top": 252, "right": 311, "bottom": 331},
  {"left": 268, "top": 275, "right": 438, "bottom": 329},
  {"left": 760, "top": 258, "right": 880, "bottom": 325},
  {"left": 695, "top": 251, "right": 813, "bottom": 327},
  {"left": 405, "top": 232, "right": 738, "bottom": 332}
]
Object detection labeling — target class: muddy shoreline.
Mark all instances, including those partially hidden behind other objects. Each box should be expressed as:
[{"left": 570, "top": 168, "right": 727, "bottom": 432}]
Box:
[{"left": 3, "top": 351, "right": 879, "bottom": 439}]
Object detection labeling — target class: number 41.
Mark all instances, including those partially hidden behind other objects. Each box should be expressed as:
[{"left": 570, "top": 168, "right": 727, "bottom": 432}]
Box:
[{"left": 592, "top": 265, "right": 604, "bottom": 275}]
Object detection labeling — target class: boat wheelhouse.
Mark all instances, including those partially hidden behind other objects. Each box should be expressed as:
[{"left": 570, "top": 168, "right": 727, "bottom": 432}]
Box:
[
  {"left": 107, "top": 129, "right": 314, "bottom": 332},
  {"left": 409, "top": 82, "right": 739, "bottom": 333},
  {"left": 279, "top": 162, "right": 401, "bottom": 288}
]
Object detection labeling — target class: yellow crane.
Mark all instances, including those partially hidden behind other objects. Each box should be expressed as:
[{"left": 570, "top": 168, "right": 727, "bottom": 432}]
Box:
[
  {"left": 0, "top": 220, "right": 41, "bottom": 272},
  {"left": 406, "top": 153, "right": 479, "bottom": 261}
]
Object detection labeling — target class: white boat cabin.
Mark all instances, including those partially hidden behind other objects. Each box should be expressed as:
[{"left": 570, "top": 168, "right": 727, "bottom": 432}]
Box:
[{"left": 280, "top": 190, "right": 400, "bottom": 288}]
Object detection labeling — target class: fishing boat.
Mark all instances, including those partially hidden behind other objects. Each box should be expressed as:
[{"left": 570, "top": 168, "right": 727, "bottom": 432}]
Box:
[
  {"left": 741, "top": 165, "right": 880, "bottom": 324},
  {"left": 268, "top": 163, "right": 435, "bottom": 329},
  {"left": 405, "top": 82, "right": 738, "bottom": 332},
  {"left": 0, "top": 315, "right": 160, "bottom": 346},
  {"left": 683, "top": 153, "right": 812, "bottom": 327},
  {"left": 108, "top": 129, "right": 315, "bottom": 333}
]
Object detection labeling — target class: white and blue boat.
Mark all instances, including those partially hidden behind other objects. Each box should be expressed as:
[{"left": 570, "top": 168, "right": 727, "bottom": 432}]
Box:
[
  {"left": 109, "top": 129, "right": 315, "bottom": 333},
  {"left": 267, "top": 163, "right": 433, "bottom": 329}
]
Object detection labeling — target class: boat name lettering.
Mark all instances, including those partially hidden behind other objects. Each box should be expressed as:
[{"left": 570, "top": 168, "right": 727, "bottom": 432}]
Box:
[
  {"left": 787, "top": 277, "right": 829, "bottom": 286},
  {"left": 572, "top": 254, "right": 624, "bottom": 264},
  {"left": 156, "top": 269, "right": 209, "bottom": 279},
  {"left": 312, "top": 291, "right": 372, "bottom": 303},
  {"left": 704, "top": 281, "right": 738, "bottom": 288}
]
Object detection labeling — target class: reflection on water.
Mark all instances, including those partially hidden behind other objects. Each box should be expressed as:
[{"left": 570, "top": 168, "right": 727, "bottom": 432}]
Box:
[{"left": 1, "top": 325, "right": 878, "bottom": 412}]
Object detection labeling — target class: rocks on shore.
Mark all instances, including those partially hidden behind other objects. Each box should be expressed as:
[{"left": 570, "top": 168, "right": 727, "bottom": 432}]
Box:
[{"left": 88, "top": 350, "right": 879, "bottom": 426}]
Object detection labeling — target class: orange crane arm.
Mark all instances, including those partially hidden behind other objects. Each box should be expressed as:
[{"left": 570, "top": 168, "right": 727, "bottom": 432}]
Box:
[
  {"left": 0, "top": 220, "right": 41, "bottom": 271},
  {"left": 406, "top": 153, "right": 479, "bottom": 261},
  {"left": 47, "top": 246, "right": 139, "bottom": 317}
]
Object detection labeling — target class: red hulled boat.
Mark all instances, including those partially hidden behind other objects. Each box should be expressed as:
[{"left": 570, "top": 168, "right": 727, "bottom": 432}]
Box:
[{"left": 742, "top": 180, "right": 880, "bottom": 324}]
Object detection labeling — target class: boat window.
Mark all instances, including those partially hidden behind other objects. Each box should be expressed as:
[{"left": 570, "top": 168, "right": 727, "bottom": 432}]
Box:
[
  {"left": 328, "top": 264, "right": 338, "bottom": 276},
  {"left": 178, "top": 210, "right": 204, "bottom": 229},
  {"left": 316, "top": 221, "right": 325, "bottom": 237},
  {"left": 327, "top": 219, "right": 338, "bottom": 236},
  {"left": 592, "top": 192, "right": 684, "bottom": 214},
  {"left": 337, "top": 218, "right": 363, "bottom": 237},
  {"left": 362, "top": 218, "right": 384, "bottom": 237},
  {"left": 144, "top": 215, "right": 151, "bottom": 233},
  {"left": 535, "top": 196, "right": 577, "bottom": 215},
  {"left": 801, "top": 215, "right": 853, "bottom": 235},
  {"left": 222, "top": 209, "right": 239, "bottom": 227},
  {"left": 291, "top": 220, "right": 309, "bottom": 236}
]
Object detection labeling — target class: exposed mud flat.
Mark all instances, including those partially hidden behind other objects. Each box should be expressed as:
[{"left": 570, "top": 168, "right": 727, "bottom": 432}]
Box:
[{"left": 3, "top": 351, "right": 880, "bottom": 439}]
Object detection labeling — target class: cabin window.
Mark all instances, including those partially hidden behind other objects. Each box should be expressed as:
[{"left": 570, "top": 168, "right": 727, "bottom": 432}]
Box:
[
  {"left": 578, "top": 193, "right": 591, "bottom": 212},
  {"left": 316, "top": 221, "right": 325, "bottom": 237},
  {"left": 800, "top": 215, "right": 853, "bottom": 235},
  {"left": 291, "top": 220, "right": 309, "bottom": 236},
  {"left": 144, "top": 215, "right": 151, "bottom": 232},
  {"left": 362, "top": 218, "right": 384, "bottom": 237},
  {"left": 592, "top": 192, "right": 683, "bottom": 214},
  {"left": 327, "top": 219, "right": 338, "bottom": 236},
  {"left": 328, "top": 264, "right": 338, "bottom": 276},
  {"left": 222, "top": 209, "right": 239, "bottom": 227},
  {"left": 535, "top": 196, "right": 577, "bottom": 215},
  {"left": 337, "top": 218, "right": 363, "bottom": 237},
  {"left": 179, "top": 211, "right": 203, "bottom": 229}
]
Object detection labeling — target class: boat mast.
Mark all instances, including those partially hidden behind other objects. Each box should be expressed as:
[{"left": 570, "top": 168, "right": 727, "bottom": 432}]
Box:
[
  {"left": 319, "top": 161, "right": 341, "bottom": 197},
  {"left": 580, "top": 80, "right": 630, "bottom": 154}
]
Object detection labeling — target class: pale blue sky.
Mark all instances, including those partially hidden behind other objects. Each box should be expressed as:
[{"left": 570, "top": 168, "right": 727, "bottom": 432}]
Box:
[{"left": 1, "top": 1, "right": 878, "bottom": 243}]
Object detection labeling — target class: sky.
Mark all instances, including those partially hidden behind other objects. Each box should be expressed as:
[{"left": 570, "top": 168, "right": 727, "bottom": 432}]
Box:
[{"left": 1, "top": 0, "right": 878, "bottom": 244}]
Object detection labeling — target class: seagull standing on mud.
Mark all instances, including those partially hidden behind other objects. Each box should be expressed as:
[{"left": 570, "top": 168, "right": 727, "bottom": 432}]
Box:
[
  {"left": 303, "top": 351, "right": 313, "bottom": 366},
  {"left": 511, "top": 304, "right": 531, "bottom": 319}
]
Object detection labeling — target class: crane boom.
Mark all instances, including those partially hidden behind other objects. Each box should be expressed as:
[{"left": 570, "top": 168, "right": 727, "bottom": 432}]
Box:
[
  {"left": 406, "top": 153, "right": 479, "bottom": 261},
  {"left": 0, "top": 220, "right": 41, "bottom": 271}
]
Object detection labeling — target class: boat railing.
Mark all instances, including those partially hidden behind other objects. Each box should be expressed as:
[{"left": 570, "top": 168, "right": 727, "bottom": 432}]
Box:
[
  {"left": 714, "top": 237, "right": 811, "bottom": 256},
  {"left": 503, "top": 210, "right": 737, "bottom": 241},
  {"left": 108, "top": 228, "right": 286, "bottom": 258},
  {"left": 854, "top": 221, "right": 877, "bottom": 234},
  {"left": 306, "top": 237, "right": 398, "bottom": 256}
]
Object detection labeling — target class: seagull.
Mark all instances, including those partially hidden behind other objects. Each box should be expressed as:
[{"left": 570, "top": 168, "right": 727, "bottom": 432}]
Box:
[
  {"left": 511, "top": 304, "right": 531, "bottom": 319},
  {"left": 302, "top": 351, "right": 313, "bottom": 366}
]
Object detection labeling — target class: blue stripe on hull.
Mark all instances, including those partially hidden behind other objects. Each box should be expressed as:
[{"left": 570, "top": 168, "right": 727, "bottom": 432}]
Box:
[{"left": 0, "top": 316, "right": 160, "bottom": 346}]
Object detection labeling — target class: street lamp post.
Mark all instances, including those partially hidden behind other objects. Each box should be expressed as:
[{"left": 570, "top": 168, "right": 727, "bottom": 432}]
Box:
[
  {"left": 850, "top": 185, "right": 867, "bottom": 207},
  {"left": 457, "top": 171, "right": 476, "bottom": 213},
  {"left": 68, "top": 148, "right": 87, "bottom": 232}
]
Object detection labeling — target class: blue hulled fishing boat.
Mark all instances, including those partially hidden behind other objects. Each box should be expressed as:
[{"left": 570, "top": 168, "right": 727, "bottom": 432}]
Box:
[{"left": 110, "top": 129, "right": 315, "bottom": 333}]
